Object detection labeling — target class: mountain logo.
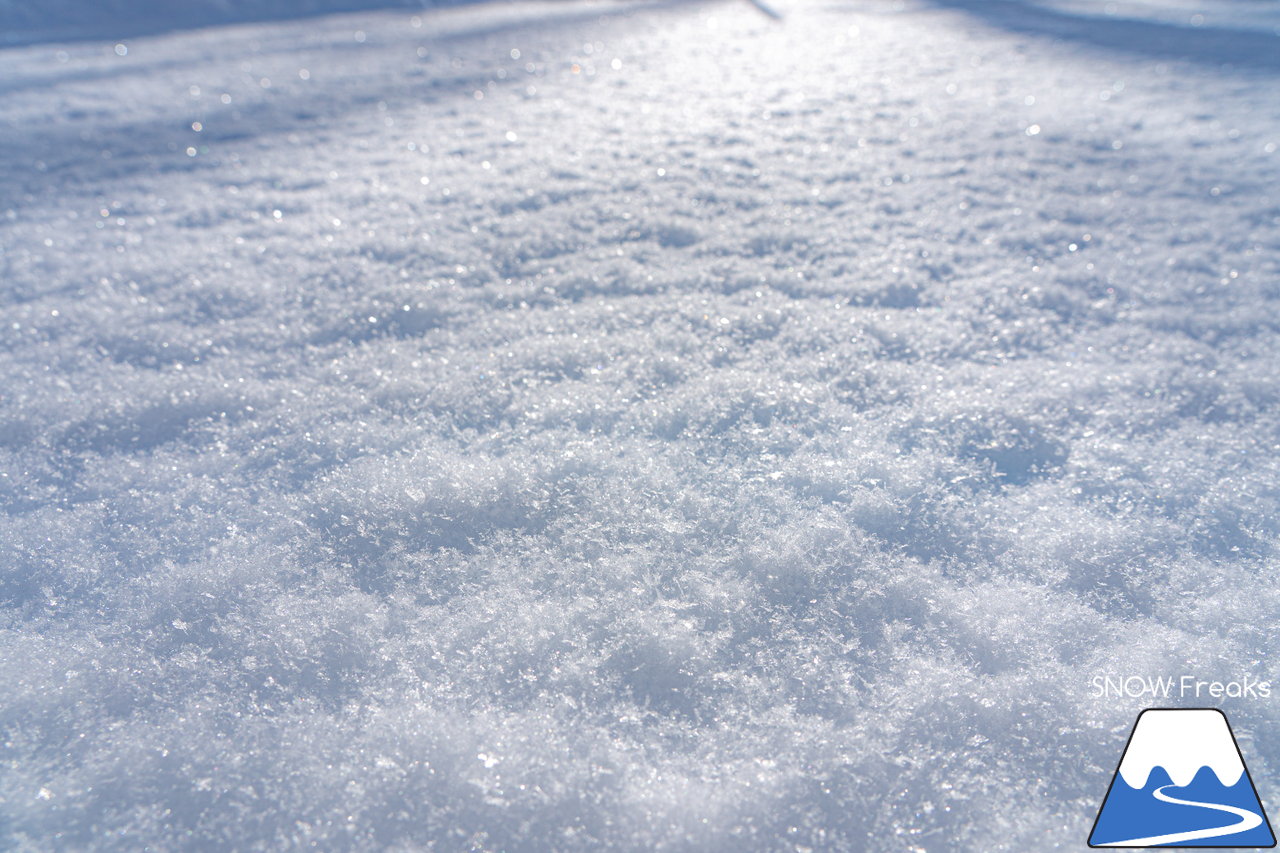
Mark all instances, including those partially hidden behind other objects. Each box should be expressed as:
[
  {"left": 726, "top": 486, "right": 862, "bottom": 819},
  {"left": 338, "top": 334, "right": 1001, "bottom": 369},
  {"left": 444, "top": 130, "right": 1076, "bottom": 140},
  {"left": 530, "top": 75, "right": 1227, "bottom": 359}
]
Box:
[{"left": 1089, "top": 708, "right": 1276, "bottom": 848}]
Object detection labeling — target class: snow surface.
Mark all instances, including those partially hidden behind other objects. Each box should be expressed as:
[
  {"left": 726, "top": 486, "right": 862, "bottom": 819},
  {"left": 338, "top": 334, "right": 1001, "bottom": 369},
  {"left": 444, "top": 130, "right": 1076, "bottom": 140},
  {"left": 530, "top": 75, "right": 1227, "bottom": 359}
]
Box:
[{"left": 2, "top": 0, "right": 1280, "bottom": 849}]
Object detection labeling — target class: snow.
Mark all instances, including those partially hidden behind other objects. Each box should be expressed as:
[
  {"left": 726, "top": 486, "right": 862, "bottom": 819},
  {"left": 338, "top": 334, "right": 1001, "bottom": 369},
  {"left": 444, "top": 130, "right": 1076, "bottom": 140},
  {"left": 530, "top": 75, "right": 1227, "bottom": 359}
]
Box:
[
  {"left": 2, "top": 0, "right": 1280, "bottom": 849},
  {"left": 0, "top": 0, "right": 428, "bottom": 44}
]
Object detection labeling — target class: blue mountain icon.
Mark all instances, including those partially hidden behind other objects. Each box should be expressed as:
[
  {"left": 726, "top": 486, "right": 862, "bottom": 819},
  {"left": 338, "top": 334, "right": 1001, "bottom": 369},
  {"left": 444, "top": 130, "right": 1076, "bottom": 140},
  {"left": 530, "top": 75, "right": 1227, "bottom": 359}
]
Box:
[{"left": 1090, "top": 708, "right": 1275, "bottom": 847}]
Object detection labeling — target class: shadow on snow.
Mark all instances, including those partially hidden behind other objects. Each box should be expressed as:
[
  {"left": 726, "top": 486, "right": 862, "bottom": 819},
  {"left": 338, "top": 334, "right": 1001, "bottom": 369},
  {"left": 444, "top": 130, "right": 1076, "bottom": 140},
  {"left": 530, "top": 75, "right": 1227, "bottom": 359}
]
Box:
[{"left": 926, "top": 0, "right": 1280, "bottom": 73}]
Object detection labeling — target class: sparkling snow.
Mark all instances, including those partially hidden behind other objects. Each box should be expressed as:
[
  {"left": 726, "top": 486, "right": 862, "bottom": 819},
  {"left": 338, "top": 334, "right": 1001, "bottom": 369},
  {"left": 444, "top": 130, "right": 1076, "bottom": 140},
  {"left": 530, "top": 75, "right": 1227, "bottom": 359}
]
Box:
[{"left": 2, "top": 0, "right": 1279, "bottom": 849}]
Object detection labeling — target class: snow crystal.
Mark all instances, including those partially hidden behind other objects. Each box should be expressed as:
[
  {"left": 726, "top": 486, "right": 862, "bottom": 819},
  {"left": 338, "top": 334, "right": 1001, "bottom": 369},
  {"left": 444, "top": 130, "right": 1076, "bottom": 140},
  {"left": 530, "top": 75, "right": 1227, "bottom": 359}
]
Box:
[{"left": 2, "top": 0, "right": 1279, "bottom": 850}]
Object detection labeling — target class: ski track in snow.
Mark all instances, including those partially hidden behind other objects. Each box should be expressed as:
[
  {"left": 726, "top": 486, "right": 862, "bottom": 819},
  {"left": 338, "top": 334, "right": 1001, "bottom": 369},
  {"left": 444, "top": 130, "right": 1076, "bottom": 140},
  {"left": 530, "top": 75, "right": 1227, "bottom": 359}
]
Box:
[{"left": 2, "top": 0, "right": 1280, "bottom": 849}]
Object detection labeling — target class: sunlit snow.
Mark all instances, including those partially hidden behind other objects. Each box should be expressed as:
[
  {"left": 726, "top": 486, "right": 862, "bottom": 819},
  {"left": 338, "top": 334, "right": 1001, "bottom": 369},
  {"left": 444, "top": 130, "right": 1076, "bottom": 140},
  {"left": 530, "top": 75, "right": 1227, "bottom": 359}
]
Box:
[{"left": 2, "top": 0, "right": 1279, "bottom": 849}]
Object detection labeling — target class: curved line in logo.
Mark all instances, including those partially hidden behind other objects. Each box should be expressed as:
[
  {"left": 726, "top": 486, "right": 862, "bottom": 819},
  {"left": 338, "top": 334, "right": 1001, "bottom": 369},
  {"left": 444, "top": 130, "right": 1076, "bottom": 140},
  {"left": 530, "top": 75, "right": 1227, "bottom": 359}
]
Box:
[{"left": 1095, "top": 784, "right": 1264, "bottom": 847}]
